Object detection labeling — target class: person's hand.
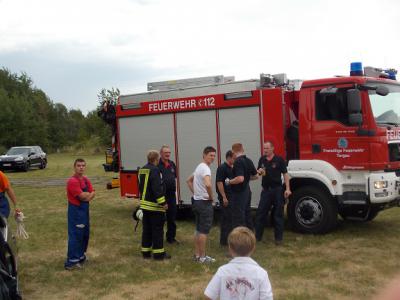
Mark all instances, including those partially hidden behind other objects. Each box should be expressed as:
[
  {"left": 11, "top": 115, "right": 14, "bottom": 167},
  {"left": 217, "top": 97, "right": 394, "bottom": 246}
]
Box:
[
  {"left": 222, "top": 196, "right": 228, "bottom": 207},
  {"left": 163, "top": 203, "right": 168, "bottom": 210},
  {"left": 257, "top": 168, "right": 265, "bottom": 176},
  {"left": 284, "top": 189, "right": 292, "bottom": 199}
]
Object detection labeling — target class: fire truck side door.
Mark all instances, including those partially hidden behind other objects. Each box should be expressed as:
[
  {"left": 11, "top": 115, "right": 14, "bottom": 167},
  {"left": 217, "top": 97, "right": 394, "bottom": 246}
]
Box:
[
  {"left": 119, "top": 114, "right": 176, "bottom": 170},
  {"left": 176, "top": 110, "right": 218, "bottom": 205},
  {"left": 310, "top": 86, "right": 370, "bottom": 170}
]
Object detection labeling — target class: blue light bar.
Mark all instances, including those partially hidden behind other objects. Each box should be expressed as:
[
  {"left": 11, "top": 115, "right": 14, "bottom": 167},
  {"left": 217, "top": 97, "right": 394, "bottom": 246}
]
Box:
[
  {"left": 350, "top": 62, "right": 363, "bottom": 76},
  {"left": 385, "top": 69, "right": 397, "bottom": 80}
]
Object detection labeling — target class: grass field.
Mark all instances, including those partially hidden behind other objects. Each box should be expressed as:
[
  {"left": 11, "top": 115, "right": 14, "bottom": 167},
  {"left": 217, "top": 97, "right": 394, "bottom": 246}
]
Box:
[{"left": 5, "top": 153, "right": 400, "bottom": 299}]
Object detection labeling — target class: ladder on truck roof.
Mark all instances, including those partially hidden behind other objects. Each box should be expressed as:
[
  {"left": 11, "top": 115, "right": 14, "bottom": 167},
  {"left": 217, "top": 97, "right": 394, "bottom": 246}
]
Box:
[
  {"left": 147, "top": 75, "right": 235, "bottom": 91},
  {"left": 119, "top": 75, "right": 261, "bottom": 105}
]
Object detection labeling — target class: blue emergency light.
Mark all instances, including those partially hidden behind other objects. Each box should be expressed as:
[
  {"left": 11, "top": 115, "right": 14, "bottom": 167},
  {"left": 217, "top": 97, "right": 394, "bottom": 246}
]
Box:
[
  {"left": 350, "top": 62, "right": 363, "bottom": 76},
  {"left": 385, "top": 69, "right": 397, "bottom": 80}
]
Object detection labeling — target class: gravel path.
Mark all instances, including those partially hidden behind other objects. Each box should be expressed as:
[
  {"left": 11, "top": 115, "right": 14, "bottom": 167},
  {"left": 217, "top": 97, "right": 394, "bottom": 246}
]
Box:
[{"left": 11, "top": 176, "right": 109, "bottom": 187}]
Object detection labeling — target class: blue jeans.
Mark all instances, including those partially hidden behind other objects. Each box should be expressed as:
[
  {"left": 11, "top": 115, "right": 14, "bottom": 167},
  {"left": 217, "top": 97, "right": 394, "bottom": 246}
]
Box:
[
  {"left": 65, "top": 202, "right": 90, "bottom": 267},
  {"left": 255, "top": 187, "right": 284, "bottom": 241}
]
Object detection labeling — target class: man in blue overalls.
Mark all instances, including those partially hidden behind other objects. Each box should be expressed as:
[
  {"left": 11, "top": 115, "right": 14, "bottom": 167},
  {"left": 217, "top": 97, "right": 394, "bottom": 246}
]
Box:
[
  {"left": 0, "top": 171, "right": 18, "bottom": 218},
  {"left": 64, "top": 158, "right": 95, "bottom": 270}
]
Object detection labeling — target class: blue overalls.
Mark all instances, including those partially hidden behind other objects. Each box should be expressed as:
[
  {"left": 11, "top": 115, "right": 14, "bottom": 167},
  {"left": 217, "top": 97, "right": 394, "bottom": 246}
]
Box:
[
  {"left": 0, "top": 192, "right": 10, "bottom": 218},
  {"left": 64, "top": 182, "right": 90, "bottom": 268}
]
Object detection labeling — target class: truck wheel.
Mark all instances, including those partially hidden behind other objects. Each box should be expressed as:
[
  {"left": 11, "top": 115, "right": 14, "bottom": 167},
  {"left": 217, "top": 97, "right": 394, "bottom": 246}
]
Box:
[
  {"left": 176, "top": 206, "right": 193, "bottom": 220},
  {"left": 288, "top": 186, "right": 338, "bottom": 234},
  {"left": 366, "top": 207, "right": 380, "bottom": 221}
]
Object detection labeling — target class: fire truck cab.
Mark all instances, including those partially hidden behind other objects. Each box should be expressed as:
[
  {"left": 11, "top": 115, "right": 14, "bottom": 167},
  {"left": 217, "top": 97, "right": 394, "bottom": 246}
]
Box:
[{"left": 116, "top": 64, "right": 400, "bottom": 234}]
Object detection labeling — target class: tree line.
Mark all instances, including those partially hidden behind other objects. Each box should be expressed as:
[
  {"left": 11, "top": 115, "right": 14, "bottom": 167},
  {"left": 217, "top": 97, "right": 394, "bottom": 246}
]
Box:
[{"left": 0, "top": 68, "right": 112, "bottom": 153}]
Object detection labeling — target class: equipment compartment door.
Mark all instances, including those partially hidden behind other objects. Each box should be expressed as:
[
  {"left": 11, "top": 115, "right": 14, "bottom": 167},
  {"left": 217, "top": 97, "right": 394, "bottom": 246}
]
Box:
[
  {"left": 219, "top": 106, "right": 262, "bottom": 208},
  {"left": 176, "top": 110, "right": 218, "bottom": 204},
  {"left": 118, "top": 114, "right": 175, "bottom": 171}
]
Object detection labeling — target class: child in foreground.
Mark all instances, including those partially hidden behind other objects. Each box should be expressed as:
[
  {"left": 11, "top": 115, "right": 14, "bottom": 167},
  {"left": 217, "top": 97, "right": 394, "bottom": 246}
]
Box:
[{"left": 204, "top": 226, "right": 273, "bottom": 300}]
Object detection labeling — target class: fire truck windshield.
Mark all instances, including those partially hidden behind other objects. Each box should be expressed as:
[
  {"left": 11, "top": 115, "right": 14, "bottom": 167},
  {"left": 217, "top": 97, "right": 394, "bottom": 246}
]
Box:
[{"left": 368, "top": 83, "right": 400, "bottom": 126}]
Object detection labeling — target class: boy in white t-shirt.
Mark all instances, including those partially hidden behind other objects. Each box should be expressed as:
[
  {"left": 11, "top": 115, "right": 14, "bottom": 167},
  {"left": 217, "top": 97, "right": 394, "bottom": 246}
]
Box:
[
  {"left": 204, "top": 226, "right": 273, "bottom": 300},
  {"left": 187, "top": 146, "right": 216, "bottom": 263}
]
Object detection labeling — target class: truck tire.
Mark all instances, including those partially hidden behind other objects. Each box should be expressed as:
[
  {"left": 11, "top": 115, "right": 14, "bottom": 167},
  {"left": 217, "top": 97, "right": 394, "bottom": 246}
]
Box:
[
  {"left": 176, "top": 205, "right": 193, "bottom": 220},
  {"left": 288, "top": 186, "right": 338, "bottom": 234},
  {"left": 366, "top": 207, "right": 380, "bottom": 221}
]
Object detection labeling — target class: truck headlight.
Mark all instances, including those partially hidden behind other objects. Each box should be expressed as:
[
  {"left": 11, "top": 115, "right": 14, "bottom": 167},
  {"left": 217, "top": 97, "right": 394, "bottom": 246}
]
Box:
[
  {"left": 14, "top": 156, "right": 23, "bottom": 161},
  {"left": 374, "top": 181, "right": 388, "bottom": 189}
]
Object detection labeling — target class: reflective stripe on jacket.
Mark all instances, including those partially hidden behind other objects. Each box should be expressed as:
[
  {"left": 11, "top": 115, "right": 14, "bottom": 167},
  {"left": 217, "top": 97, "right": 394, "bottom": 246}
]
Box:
[{"left": 138, "top": 163, "right": 166, "bottom": 212}]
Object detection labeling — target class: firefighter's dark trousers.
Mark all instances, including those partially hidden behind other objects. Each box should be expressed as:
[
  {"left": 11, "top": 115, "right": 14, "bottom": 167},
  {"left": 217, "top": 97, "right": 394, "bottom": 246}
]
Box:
[
  {"left": 165, "top": 194, "right": 177, "bottom": 242},
  {"left": 219, "top": 198, "right": 233, "bottom": 246},
  {"left": 141, "top": 210, "right": 166, "bottom": 258},
  {"left": 255, "top": 186, "right": 285, "bottom": 242},
  {"left": 231, "top": 186, "right": 253, "bottom": 230}
]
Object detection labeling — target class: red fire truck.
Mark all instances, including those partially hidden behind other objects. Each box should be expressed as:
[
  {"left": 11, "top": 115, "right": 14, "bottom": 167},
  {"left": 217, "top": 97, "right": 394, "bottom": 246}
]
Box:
[{"left": 115, "top": 64, "right": 400, "bottom": 234}]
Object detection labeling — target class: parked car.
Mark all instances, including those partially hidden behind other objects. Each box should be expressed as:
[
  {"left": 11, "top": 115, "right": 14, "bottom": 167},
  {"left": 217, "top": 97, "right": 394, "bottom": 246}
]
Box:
[
  {"left": 0, "top": 146, "right": 47, "bottom": 172},
  {"left": 0, "top": 215, "right": 21, "bottom": 299}
]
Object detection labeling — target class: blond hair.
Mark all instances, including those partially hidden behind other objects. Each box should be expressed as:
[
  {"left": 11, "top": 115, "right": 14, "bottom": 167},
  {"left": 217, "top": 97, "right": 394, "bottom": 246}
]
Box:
[
  {"left": 228, "top": 226, "right": 256, "bottom": 257},
  {"left": 147, "top": 150, "right": 159, "bottom": 163}
]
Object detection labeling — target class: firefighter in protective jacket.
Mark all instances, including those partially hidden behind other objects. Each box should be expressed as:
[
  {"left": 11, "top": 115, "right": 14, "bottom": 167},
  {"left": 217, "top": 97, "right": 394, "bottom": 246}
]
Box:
[{"left": 138, "top": 150, "right": 171, "bottom": 260}]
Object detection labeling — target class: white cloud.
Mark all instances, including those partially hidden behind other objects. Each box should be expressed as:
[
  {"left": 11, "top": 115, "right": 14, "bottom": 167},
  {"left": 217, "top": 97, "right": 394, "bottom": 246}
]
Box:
[{"left": 0, "top": 0, "right": 399, "bottom": 112}]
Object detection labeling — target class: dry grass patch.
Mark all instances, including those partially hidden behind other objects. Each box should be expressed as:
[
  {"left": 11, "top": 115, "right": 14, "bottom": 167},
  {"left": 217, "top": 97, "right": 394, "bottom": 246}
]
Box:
[{"left": 5, "top": 153, "right": 400, "bottom": 299}]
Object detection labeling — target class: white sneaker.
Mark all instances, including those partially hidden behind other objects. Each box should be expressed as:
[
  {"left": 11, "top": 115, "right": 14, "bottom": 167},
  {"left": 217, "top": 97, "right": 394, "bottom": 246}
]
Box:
[{"left": 199, "top": 255, "right": 216, "bottom": 263}]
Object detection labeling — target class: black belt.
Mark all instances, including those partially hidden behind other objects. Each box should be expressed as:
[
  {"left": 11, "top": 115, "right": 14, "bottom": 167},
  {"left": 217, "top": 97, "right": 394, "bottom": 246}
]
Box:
[{"left": 263, "top": 186, "right": 282, "bottom": 191}]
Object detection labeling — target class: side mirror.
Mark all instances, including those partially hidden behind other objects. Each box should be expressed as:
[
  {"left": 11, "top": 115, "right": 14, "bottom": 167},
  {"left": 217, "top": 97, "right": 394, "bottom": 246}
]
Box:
[
  {"left": 349, "top": 113, "right": 363, "bottom": 126},
  {"left": 29, "top": 152, "right": 35, "bottom": 156},
  {"left": 347, "top": 89, "right": 361, "bottom": 112}
]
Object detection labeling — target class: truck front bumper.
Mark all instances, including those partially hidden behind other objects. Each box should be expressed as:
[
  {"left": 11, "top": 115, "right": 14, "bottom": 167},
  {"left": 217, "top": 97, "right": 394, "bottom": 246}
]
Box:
[{"left": 368, "top": 172, "right": 400, "bottom": 204}]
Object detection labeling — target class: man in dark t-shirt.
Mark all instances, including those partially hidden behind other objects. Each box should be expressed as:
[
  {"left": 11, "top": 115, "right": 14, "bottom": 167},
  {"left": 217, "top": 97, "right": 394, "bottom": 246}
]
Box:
[
  {"left": 255, "top": 141, "right": 291, "bottom": 245},
  {"left": 215, "top": 150, "right": 234, "bottom": 246},
  {"left": 226, "top": 143, "right": 258, "bottom": 230},
  {"left": 158, "top": 145, "right": 178, "bottom": 244}
]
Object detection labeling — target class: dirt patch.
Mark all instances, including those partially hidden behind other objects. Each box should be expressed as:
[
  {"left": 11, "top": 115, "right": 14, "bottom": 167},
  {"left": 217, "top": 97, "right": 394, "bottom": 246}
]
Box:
[{"left": 11, "top": 176, "right": 108, "bottom": 187}]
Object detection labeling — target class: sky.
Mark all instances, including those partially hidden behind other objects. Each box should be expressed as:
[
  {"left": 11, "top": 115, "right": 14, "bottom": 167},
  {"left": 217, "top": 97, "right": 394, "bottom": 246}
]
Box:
[{"left": 1, "top": 0, "right": 399, "bottom": 114}]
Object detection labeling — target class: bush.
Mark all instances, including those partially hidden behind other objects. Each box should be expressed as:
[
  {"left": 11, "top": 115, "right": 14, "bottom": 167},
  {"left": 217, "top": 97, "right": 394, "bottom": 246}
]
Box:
[
  {"left": 71, "top": 136, "right": 105, "bottom": 155},
  {"left": 0, "top": 145, "right": 6, "bottom": 155}
]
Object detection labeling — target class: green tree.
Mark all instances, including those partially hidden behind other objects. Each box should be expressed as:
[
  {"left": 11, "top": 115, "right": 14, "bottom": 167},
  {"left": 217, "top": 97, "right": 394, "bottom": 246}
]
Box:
[
  {"left": 0, "top": 68, "right": 114, "bottom": 152},
  {"left": 97, "top": 87, "right": 120, "bottom": 106}
]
